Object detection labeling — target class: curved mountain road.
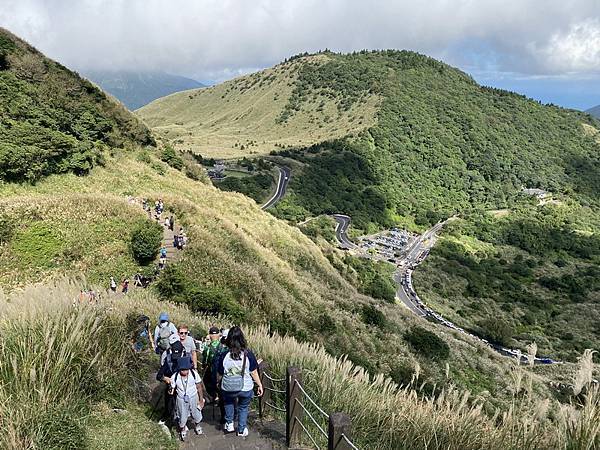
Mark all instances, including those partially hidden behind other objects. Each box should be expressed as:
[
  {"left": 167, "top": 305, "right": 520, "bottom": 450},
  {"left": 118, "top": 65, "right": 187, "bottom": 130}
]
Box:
[
  {"left": 264, "top": 166, "right": 558, "bottom": 364},
  {"left": 332, "top": 214, "right": 358, "bottom": 249},
  {"left": 261, "top": 166, "right": 291, "bottom": 210}
]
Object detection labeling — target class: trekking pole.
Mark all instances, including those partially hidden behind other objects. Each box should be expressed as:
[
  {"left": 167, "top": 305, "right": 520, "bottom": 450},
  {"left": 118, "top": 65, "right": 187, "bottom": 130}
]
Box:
[{"left": 150, "top": 384, "right": 166, "bottom": 420}]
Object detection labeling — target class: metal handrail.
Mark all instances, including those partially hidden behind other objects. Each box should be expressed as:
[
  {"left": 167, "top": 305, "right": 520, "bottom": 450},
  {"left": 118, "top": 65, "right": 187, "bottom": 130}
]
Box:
[
  {"left": 260, "top": 365, "right": 361, "bottom": 450},
  {"left": 296, "top": 399, "right": 328, "bottom": 438},
  {"left": 294, "top": 380, "right": 330, "bottom": 419},
  {"left": 341, "top": 433, "right": 360, "bottom": 450},
  {"left": 265, "top": 386, "right": 286, "bottom": 394},
  {"left": 265, "top": 401, "right": 286, "bottom": 412},
  {"left": 294, "top": 416, "right": 322, "bottom": 450},
  {"left": 263, "top": 372, "right": 286, "bottom": 383}
]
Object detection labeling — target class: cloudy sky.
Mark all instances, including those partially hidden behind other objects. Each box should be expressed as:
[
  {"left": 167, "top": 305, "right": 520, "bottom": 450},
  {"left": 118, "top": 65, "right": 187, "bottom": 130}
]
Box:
[{"left": 1, "top": 0, "right": 599, "bottom": 109}]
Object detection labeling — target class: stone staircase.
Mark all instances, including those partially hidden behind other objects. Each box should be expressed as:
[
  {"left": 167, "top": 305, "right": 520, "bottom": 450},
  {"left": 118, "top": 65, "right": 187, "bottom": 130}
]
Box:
[{"left": 180, "top": 407, "right": 286, "bottom": 450}]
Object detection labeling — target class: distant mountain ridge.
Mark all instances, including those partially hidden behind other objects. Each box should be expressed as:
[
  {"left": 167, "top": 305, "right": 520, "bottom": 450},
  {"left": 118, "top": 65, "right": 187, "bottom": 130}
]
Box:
[
  {"left": 83, "top": 70, "right": 205, "bottom": 110},
  {"left": 586, "top": 104, "right": 600, "bottom": 118}
]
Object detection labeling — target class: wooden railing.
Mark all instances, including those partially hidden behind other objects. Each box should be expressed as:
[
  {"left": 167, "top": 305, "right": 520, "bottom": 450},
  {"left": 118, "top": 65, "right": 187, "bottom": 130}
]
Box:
[{"left": 258, "top": 362, "right": 359, "bottom": 450}]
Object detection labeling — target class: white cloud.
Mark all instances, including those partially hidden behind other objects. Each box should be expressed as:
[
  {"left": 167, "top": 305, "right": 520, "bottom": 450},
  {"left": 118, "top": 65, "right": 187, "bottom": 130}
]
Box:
[
  {"left": 532, "top": 18, "right": 600, "bottom": 74},
  {"left": 0, "top": 0, "right": 599, "bottom": 81}
]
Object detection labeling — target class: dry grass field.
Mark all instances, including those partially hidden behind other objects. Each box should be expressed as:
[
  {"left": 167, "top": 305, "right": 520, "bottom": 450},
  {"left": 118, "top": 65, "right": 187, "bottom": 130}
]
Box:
[{"left": 137, "top": 55, "right": 379, "bottom": 159}]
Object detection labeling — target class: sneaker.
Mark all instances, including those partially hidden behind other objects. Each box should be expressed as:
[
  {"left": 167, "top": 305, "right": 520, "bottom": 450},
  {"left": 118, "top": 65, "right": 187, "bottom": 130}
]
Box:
[
  {"left": 237, "top": 427, "right": 249, "bottom": 437},
  {"left": 224, "top": 422, "right": 235, "bottom": 433},
  {"left": 180, "top": 426, "right": 188, "bottom": 441},
  {"left": 194, "top": 425, "right": 203, "bottom": 435}
]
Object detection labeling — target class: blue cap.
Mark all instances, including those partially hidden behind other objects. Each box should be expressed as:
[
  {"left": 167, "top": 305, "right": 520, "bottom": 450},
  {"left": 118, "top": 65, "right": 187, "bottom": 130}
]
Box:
[
  {"left": 178, "top": 356, "right": 192, "bottom": 370},
  {"left": 159, "top": 312, "right": 169, "bottom": 321}
]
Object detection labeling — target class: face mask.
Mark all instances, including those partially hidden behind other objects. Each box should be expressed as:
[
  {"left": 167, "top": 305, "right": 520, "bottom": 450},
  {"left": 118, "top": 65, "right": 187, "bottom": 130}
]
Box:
[{"left": 160, "top": 322, "right": 168, "bottom": 328}]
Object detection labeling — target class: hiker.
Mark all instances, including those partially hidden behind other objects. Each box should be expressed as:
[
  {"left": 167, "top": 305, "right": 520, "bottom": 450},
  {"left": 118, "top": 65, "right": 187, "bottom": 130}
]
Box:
[
  {"left": 170, "top": 356, "right": 205, "bottom": 441},
  {"left": 110, "top": 276, "right": 117, "bottom": 292},
  {"left": 217, "top": 326, "right": 263, "bottom": 437},
  {"left": 202, "top": 326, "right": 223, "bottom": 402},
  {"left": 164, "top": 217, "right": 170, "bottom": 229},
  {"left": 160, "top": 247, "right": 168, "bottom": 259},
  {"left": 177, "top": 231, "right": 184, "bottom": 250},
  {"left": 159, "top": 256, "right": 166, "bottom": 270},
  {"left": 155, "top": 333, "right": 187, "bottom": 425},
  {"left": 154, "top": 312, "right": 178, "bottom": 354},
  {"left": 134, "top": 273, "right": 143, "bottom": 288},
  {"left": 169, "top": 215, "right": 175, "bottom": 231},
  {"left": 122, "top": 278, "right": 130, "bottom": 294},
  {"left": 132, "top": 315, "right": 154, "bottom": 352},
  {"left": 173, "top": 234, "right": 179, "bottom": 248},
  {"left": 178, "top": 325, "right": 198, "bottom": 369}
]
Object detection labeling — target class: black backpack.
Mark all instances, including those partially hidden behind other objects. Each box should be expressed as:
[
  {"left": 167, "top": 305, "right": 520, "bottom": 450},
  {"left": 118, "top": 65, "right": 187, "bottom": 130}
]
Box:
[{"left": 156, "top": 341, "right": 187, "bottom": 381}]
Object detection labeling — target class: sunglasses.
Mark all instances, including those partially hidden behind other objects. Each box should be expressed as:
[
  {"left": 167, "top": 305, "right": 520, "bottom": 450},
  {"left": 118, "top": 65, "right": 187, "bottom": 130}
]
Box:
[{"left": 178, "top": 331, "right": 188, "bottom": 335}]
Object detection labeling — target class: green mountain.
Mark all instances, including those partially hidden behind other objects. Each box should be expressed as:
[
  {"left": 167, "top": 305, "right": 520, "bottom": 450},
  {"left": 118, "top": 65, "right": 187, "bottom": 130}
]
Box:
[
  {"left": 84, "top": 69, "right": 205, "bottom": 110},
  {"left": 0, "top": 28, "right": 153, "bottom": 182},
  {"left": 587, "top": 104, "right": 600, "bottom": 118},
  {"left": 141, "top": 50, "right": 600, "bottom": 362},
  {"left": 2, "top": 31, "right": 599, "bottom": 450}
]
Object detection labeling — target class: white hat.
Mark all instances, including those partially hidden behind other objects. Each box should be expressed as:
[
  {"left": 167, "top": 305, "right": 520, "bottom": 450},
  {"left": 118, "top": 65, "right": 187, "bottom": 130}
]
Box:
[{"left": 168, "top": 333, "right": 179, "bottom": 345}]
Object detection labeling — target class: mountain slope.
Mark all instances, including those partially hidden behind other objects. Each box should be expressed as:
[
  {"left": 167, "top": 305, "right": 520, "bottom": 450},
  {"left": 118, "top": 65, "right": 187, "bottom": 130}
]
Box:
[
  {"left": 84, "top": 70, "right": 205, "bottom": 110},
  {"left": 140, "top": 50, "right": 600, "bottom": 363},
  {"left": 587, "top": 104, "right": 600, "bottom": 118},
  {"left": 138, "top": 54, "right": 380, "bottom": 158},
  {"left": 0, "top": 28, "right": 153, "bottom": 182}
]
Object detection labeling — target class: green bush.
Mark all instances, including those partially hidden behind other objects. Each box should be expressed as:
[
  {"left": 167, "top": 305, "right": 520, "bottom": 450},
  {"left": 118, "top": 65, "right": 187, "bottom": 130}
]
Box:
[
  {"left": 361, "top": 304, "right": 386, "bottom": 327},
  {"left": 405, "top": 326, "right": 450, "bottom": 361},
  {"left": 160, "top": 145, "right": 184, "bottom": 170},
  {"left": 129, "top": 220, "right": 162, "bottom": 264},
  {"left": 477, "top": 318, "right": 514, "bottom": 347}
]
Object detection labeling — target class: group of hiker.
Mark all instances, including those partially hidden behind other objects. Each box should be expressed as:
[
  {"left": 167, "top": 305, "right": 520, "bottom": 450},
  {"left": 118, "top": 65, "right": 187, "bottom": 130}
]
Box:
[
  {"left": 143, "top": 313, "right": 263, "bottom": 441},
  {"left": 111, "top": 196, "right": 190, "bottom": 291}
]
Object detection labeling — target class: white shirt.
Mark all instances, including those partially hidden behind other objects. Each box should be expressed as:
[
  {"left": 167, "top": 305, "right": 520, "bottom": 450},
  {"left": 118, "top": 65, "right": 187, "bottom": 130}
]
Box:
[{"left": 171, "top": 371, "right": 202, "bottom": 399}]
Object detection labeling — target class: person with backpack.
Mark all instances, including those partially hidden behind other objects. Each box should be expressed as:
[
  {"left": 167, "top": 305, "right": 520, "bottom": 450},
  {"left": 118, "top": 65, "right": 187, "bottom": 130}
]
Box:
[
  {"left": 217, "top": 326, "right": 263, "bottom": 437},
  {"left": 153, "top": 312, "right": 177, "bottom": 354},
  {"left": 202, "top": 326, "right": 223, "bottom": 401},
  {"left": 155, "top": 333, "right": 187, "bottom": 425},
  {"left": 170, "top": 356, "right": 205, "bottom": 441},
  {"left": 132, "top": 315, "right": 154, "bottom": 353},
  {"left": 110, "top": 276, "right": 117, "bottom": 293}
]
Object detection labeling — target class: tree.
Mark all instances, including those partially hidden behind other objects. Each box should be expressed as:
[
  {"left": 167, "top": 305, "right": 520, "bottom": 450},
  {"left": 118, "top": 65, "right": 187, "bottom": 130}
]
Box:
[{"left": 129, "top": 220, "right": 162, "bottom": 264}]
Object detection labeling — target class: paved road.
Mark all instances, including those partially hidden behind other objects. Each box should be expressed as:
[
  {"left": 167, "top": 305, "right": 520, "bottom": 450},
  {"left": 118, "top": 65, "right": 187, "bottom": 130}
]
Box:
[
  {"left": 332, "top": 214, "right": 358, "bottom": 249},
  {"left": 261, "top": 166, "right": 291, "bottom": 210}
]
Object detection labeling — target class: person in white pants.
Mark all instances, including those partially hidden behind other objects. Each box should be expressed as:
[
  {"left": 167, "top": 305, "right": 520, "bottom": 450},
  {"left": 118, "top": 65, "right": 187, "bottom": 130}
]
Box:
[{"left": 170, "top": 356, "right": 205, "bottom": 440}]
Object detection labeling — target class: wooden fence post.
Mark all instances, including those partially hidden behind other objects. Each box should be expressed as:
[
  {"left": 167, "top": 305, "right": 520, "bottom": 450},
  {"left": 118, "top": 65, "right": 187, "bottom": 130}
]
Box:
[
  {"left": 286, "top": 366, "right": 303, "bottom": 447},
  {"left": 258, "top": 361, "right": 271, "bottom": 419},
  {"left": 328, "top": 412, "right": 352, "bottom": 450}
]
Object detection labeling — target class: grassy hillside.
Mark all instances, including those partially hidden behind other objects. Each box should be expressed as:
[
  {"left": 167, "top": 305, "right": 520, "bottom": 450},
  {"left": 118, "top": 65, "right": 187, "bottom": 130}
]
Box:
[
  {"left": 138, "top": 54, "right": 379, "bottom": 158},
  {"left": 143, "top": 49, "right": 600, "bottom": 364},
  {"left": 2, "top": 282, "right": 598, "bottom": 450},
  {"left": 0, "top": 149, "right": 546, "bottom": 399},
  {"left": 0, "top": 27, "right": 153, "bottom": 182}
]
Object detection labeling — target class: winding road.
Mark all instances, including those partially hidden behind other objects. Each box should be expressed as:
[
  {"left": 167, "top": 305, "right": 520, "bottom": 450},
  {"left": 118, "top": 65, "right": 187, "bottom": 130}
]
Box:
[
  {"left": 264, "top": 166, "right": 558, "bottom": 364},
  {"left": 332, "top": 214, "right": 357, "bottom": 249},
  {"left": 261, "top": 166, "right": 291, "bottom": 210}
]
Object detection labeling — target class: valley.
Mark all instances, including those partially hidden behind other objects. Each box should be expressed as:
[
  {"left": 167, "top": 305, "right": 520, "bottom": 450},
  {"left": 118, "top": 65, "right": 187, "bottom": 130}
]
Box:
[{"left": 0, "top": 25, "right": 599, "bottom": 450}]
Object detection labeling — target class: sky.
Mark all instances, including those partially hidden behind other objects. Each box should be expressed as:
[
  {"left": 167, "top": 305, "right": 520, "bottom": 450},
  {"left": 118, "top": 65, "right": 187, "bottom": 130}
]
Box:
[{"left": 1, "top": 0, "right": 599, "bottom": 110}]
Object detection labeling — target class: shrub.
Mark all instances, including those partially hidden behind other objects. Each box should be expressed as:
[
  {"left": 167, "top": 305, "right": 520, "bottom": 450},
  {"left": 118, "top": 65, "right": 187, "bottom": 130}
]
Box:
[
  {"left": 129, "top": 220, "right": 162, "bottom": 264},
  {"left": 184, "top": 161, "right": 204, "bottom": 181},
  {"left": 405, "top": 326, "right": 450, "bottom": 361},
  {"left": 160, "top": 145, "right": 184, "bottom": 170},
  {"left": 361, "top": 304, "right": 386, "bottom": 327},
  {"left": 477, "top": 318, "right": 514, "bottom": 346}
]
